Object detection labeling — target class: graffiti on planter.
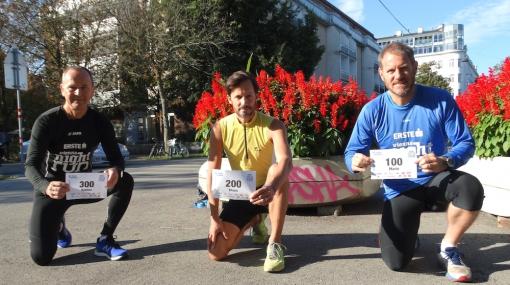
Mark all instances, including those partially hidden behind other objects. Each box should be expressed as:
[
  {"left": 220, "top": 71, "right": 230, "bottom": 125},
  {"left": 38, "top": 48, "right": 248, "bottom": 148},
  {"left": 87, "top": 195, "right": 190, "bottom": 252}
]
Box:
[{"left": 288, "top": 164, "right": 360, "bottom": 204}]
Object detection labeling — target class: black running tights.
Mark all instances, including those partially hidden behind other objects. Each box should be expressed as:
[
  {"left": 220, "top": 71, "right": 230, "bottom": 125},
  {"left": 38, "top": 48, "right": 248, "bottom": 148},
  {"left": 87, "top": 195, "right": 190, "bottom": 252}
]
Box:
[
  {"left": 29, "top": 172, "right": 134, "bottom": 266},
  {"left": 379, "top": 170, "right": 484, "bottom": 271}
]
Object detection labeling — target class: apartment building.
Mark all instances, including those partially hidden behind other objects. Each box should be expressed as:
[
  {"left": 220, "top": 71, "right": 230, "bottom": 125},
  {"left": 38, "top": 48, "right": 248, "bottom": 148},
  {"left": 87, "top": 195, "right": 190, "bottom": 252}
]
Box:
[
  {"left": 294, "top": 0, "right": 385, "bottom": 95},
  {"left": 377, "top": 24, "right": 478, "bottom": 97}
]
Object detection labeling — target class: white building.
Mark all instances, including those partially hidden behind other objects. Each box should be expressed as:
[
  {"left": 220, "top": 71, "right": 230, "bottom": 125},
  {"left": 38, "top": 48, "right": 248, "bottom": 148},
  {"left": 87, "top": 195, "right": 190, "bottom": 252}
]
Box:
[
  {"left": 294, "top": 0, "right": 385, "bottom": 95},
  {"left": 377, "top": 24, "right": 478, "bottom": 97}
]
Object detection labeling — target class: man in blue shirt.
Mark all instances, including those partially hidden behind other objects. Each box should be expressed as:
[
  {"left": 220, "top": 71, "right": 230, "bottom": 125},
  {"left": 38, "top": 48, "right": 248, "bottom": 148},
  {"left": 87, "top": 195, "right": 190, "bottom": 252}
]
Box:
[{"left": 344, "top": 42, "right": 484, "bottom": 283}]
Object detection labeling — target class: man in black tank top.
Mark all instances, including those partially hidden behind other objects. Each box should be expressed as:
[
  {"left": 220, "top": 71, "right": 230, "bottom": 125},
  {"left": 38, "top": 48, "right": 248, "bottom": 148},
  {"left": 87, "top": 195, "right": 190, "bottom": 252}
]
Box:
[{"left": 26, "top": 66, "right": 134, "bottom": 265}]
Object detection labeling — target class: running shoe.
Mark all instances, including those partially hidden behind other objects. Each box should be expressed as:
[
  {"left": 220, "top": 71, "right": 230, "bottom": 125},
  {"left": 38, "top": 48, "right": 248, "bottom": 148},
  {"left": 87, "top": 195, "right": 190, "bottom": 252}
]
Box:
[
  {"left": 57, "top": 220, "right": 72, "bottom": 248},
  {"left": 94, "top": 235, "right": 128, "bottom": 261},
  {"left": 263, "top": 242, "right": 286, "bottom": 272},
  {"left": 437, "top": 246, "right": 472, "bottom": 282}
]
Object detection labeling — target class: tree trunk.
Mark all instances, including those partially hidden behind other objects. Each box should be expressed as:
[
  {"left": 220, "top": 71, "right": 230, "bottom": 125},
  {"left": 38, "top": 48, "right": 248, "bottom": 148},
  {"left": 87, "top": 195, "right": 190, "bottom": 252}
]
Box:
[{"left": 155, "top": 67, "right": 169, "bottom": 154}]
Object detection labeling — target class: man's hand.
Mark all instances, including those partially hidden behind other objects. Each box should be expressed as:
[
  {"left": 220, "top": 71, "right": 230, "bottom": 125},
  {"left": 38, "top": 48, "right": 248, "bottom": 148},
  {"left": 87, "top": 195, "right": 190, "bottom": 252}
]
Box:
[
  {"left": 416, "top": 153, "right": 448, "bottom": 173},
  {"left": 351, "top": 153, "right": 372, "bottom": 172},
  {"left": 249, "top": 185, "right": 275, "bottom": 206},
  {"left": 104, "top": 167, "right": 119, "bottom": 189},
  {"left": 45, "top": 181, "right": 69, "bottom": 199},
  {"left": 208, "top": 218, "right": 228, "bottom": 250}
]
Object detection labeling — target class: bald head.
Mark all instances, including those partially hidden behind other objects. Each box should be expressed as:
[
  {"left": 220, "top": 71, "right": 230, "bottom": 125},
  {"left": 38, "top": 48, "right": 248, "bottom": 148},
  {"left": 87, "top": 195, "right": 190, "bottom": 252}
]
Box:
[
  {"left": 62, "top": 66, "right": 94, "bottom": 86},
  {"left": 60, "top": 66, "right": 95, "bottom": 119}
]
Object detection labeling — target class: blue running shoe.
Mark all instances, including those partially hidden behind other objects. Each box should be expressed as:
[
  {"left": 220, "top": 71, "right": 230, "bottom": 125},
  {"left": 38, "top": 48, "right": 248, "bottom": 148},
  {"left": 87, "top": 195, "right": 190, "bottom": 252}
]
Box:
[
  {"left": 94, "top": 236, "right": 128, "bottom": 261},
  {"left": 57, "top": 221, "right": 72, "bottom": 248}
]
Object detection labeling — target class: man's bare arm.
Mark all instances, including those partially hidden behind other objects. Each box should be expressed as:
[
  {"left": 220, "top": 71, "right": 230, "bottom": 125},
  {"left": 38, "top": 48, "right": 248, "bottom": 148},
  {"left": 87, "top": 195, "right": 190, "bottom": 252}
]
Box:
[
  {"left": 207, "top": 122, "right": 223, "bottom": 221},
  {"left": 266, "top": 119, "right": 293, "bottom": 190}
]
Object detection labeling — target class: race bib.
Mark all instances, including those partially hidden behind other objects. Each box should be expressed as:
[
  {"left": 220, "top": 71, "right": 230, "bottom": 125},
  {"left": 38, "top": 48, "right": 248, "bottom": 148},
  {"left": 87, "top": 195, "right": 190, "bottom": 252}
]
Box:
[
  {"left": 370, "top": 148, "right": 418, "bottom": 179},
  {"left": 212, "top": 170, "right": 256, "bottom": 200},
  {"left": 65, "top": 172, "right": 107, "bottom": 200}
]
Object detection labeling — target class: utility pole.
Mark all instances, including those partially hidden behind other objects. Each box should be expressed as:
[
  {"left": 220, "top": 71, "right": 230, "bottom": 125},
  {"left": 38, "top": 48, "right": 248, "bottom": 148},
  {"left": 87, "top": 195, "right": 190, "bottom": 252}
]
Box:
[{"left": 4, "top": 47, "right": 29, "bottom": 162}]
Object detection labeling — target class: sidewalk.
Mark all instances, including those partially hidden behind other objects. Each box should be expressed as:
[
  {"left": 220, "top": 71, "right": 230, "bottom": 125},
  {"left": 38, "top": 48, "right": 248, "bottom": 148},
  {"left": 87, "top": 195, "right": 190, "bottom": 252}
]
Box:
[{"left": 0, "top": 159, "right": 508, "bottom": 284}]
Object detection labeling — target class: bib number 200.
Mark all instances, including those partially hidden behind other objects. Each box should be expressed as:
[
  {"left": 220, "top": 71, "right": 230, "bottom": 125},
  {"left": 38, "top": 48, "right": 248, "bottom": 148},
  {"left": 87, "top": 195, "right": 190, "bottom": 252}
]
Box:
[{"left": 226, "top": 179, "right": 242, "bottom": 188}]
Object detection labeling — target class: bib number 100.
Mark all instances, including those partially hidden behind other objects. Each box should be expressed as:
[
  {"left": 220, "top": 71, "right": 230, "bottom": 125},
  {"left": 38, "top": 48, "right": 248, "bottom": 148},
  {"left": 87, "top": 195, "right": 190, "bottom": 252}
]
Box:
[
  {"left": 226, "top": 179, "right": 242, "bottom": 188},
  {"left": 386, "top": 157, "right": 403, "bottom": 166}
]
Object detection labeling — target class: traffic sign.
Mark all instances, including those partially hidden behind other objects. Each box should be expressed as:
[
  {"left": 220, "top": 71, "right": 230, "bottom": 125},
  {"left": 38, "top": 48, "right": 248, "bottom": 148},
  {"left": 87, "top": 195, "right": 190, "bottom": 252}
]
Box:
[
  {"left": 4, "top": 47, "right": 28, "bottom": 91},
  {"left": 3, "top": 47, "right": 28, "bottom": 161}
]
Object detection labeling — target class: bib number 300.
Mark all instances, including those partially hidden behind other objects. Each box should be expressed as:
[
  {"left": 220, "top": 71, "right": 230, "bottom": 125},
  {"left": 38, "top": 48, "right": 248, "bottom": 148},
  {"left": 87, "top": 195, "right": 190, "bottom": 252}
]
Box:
[{"left": 79, "top": 181, "right": 95, "bottom": 188}]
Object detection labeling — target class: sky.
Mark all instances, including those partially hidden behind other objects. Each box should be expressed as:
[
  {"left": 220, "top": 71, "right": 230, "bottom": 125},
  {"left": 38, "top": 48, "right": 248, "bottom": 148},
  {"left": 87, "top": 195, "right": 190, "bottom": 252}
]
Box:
[{"left": 329, "top": 0, "right": 510, "bottom": 75}]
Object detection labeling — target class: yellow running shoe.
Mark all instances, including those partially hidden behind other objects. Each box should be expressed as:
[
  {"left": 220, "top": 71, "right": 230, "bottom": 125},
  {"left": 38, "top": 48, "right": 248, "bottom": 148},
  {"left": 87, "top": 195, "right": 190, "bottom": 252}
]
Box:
[
  {"left": 263, "top": 242, "right": 286, "bottom": 272},
  {"left": 251, "top": 213, "right": 269, "bottom": 244}
]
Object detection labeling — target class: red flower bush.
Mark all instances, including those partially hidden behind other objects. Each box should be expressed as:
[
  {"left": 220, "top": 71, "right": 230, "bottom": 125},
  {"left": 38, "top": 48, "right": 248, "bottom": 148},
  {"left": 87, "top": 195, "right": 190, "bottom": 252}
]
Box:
[
  {"left": 193, "top": 65, "right": 372, "bottom": 157},
  {"left": 456, "top": 57, "right": 510, "bottom": 158}
]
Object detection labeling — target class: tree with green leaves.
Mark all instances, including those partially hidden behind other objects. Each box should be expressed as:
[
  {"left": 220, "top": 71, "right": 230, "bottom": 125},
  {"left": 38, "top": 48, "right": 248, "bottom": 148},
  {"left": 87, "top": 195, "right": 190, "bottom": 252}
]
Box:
[
  {"left": 115, "top": 0, "right": 234, "bottom": 150},
  {"left": 415, "top": 61, "right": 452, "bottom": 94},
  {"left": 1, "top": 0, "right": 120, "bottom": 98},
  {"left": 217, "top": 0, "right": 324, "bottom": 78}
]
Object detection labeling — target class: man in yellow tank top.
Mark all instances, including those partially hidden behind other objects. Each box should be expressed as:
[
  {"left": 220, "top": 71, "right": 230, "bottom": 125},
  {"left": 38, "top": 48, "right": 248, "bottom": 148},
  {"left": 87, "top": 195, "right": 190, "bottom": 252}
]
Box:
[{"left": 206, "top": 71, "right": 292, "bottom": 272}]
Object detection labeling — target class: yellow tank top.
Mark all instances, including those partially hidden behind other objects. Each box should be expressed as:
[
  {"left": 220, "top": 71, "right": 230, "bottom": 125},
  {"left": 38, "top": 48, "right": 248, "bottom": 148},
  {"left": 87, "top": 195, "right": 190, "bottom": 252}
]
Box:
[{"left": 219, "top": 112, "right": 274, "bottom": 186}]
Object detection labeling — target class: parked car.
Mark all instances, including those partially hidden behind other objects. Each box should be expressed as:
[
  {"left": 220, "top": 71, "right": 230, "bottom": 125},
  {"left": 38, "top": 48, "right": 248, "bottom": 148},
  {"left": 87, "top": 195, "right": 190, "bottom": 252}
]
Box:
[
  {"left": 92, "top": 143, "right": 130, "bottom": 166},
  {"left": 20, "top": 140, "right": 129, "bottom": 166},
  {"left": 20, "top": 140, "right": 30, "bottom": 161}
]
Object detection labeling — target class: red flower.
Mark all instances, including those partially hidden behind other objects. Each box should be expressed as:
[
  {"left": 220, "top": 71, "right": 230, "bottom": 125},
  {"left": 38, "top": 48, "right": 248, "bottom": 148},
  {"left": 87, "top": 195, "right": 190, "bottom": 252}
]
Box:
[
  {"left": 456, "top": 56, "right": 510, "bottom": 158},
  {"left": 193, "top": 66, "right": 370, "bottom": 157}
]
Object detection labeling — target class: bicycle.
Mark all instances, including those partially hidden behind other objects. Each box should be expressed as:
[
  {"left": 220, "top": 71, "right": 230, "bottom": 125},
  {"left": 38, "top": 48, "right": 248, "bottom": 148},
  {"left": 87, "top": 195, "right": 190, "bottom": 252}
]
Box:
[
  {"left": 148, "top": 139, "right": 167, "bottom": 159},
  {"left": 168, "top": 138, "right": 189, "bottom": 158}
]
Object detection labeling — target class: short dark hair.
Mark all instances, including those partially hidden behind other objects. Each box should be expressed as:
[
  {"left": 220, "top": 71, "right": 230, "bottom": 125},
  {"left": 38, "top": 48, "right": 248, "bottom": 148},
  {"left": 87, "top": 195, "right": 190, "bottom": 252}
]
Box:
[
  {"left": 62, "top": 66, "right": 94, "bottom": 85},
  {"left": 378, "top": 42, "right": 415, "bottom": 67},
  {"left": 225, "top": 71, "right": 259, "bottom": 96}
]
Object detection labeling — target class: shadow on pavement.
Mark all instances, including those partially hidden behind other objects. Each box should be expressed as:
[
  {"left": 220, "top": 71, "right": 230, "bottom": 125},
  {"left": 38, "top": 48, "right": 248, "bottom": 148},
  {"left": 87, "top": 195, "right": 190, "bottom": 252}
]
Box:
[
  {"left": 226, "top": 233, "right": 510, "bottom": 282},
  {"left": 46, "top": 232, "right": 509, "bottom": 282},
  {"left": 51, "top": 238, "right": 206, "bottom": 266}
]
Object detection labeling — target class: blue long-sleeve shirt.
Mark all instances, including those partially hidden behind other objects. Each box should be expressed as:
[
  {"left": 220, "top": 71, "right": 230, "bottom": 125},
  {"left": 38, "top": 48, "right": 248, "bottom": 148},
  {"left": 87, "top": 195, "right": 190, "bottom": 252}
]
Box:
[{"left": 344, "top": 84, "right": 475, "bottom": 200}]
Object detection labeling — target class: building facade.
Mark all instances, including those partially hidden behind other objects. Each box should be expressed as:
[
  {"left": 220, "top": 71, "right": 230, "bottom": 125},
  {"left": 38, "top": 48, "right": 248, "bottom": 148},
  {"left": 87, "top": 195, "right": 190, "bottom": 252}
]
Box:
[
  {"left": 294, "top": 0, "right": 385, "bottom": 95},
  {"left": 377, "top": 24, "right": 478, "bottom": 97}
]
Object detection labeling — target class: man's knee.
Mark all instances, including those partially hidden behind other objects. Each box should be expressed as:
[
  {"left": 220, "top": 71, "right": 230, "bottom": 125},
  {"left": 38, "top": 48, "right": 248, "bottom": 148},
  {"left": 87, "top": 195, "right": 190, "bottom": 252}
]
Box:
[
  {"left": 30, "top": 242, "right": 55, "bottom": 266},
  {"left": 451, "top": 172, "right": 484, "bottom": 210},
  {"left": 384, "top": 259, "right": 409, "bottom": 271},
  {"left": 208, "top": 240, "right": 230, "bottom": 261},
  {"left": 381, "top": 250, "right": 412, "bottom": 271},
  {"left": 119, "top": 172, "right": 134, "bottom": 192},
  {"left": 31, "top": 253, "right": 53, "bottom": 266},
  {"left": 111, "top": 172, "right": 134, "bottom": 199},
  {"left": 208, "top": 249, "right": 228, "bottom": 261}
]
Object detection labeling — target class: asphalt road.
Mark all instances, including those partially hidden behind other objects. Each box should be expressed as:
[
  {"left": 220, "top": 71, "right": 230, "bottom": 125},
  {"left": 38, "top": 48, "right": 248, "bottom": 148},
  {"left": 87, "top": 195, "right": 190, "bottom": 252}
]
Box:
[{"left": 0, "top": 158, "right": 509, "bottom": 284}]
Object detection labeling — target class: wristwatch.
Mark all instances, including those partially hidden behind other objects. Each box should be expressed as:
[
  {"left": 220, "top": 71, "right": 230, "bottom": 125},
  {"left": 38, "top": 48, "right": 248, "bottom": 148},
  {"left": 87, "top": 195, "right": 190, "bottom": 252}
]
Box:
[{"left": 439, "top": 156, "right": 454, "bottom": 168}]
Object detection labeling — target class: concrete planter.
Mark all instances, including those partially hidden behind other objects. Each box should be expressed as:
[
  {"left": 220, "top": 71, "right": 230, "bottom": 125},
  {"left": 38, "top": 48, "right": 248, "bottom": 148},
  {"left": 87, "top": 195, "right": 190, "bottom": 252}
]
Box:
[
  {"left": 198, "top": 156, "right": 380, "bottom": 213},
  {"left": 458, "top": 156, "right": 510, "bottom": 217},
  {"left": 288, "top": 156, "right": 380, "bottom": 208}
]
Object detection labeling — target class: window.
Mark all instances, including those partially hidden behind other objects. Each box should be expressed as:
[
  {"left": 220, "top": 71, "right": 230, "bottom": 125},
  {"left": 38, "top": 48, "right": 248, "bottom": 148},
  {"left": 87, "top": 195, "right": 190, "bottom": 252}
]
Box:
[
  {"left": 449, "top": 74, "right": 455, "bottom": 82},
  {"left": 449, "top": 59, "right": 455, "bottom": 68},
  {"left": 446, "top": 43, "right": 454, "bottom": 50},
  {"left": 433, "top": 34, "right": 444, "bottom": 42}
]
